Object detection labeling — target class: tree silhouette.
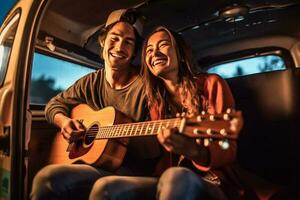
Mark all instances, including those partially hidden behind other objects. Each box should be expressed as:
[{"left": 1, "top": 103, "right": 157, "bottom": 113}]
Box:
[
  {"left": 259, "top": 56, "right": 283, "bottom": 72},
  {"left": 30, "top": 75, "right": 63, "bottom": 104},
  {"left": 234, "top": 65, "right": 244, "bottom": 77}
]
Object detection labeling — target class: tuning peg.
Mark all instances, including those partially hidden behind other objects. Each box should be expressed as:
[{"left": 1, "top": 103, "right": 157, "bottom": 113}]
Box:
[
  {"left": 194, "top": 128, "right": 220, "bottom": 136},
  {"left": 195, "top": 138, "right": 212, "bottom": 146},
  {"left": 206, "top": 129, "right": 212, "bottom": 135},
  {"left": 196, "top": 115, "right": 202, "bottom": 122},
  {"left": 193, "top": 128, "right": 207, "bottom": 135},
  {"left": 181, "top": 112, "right": 186, "bottom": 117},
  {"left": 223, "top": 113, "right": 230, "bottom": 120},
  {"left": 204, "top": 139, "right": 210, "bottom": 147},
  {"left": 193, "top": 128, "right": 199, "bottom": 135},
  {"left": 209, "top": 115, "right": 215, "bottom": 121},
  {"left": 195, "top": 138, "right": 201, "bottom": 145},
  {"left": 218, "top": 140, "right": 230, "bottom": 150},
  {"left": 226, "top": 108, "right": 232, "bottom": 114},
  {"left": 230, "top": 118, "right": 239, "bottom": 132},
  {"left": 220, "top": 129, "right": 227, "bottom": 136},
  {"left": 176, "top": 113, "right": 181, "bottom": 118},
  {"left": 201, "top": 111, "right": 206, "bottom": 115}
]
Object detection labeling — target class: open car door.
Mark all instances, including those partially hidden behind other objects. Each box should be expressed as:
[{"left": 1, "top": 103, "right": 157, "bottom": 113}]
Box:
[{"left": 0, "top": 1, "right": 47, "bottom": 199}]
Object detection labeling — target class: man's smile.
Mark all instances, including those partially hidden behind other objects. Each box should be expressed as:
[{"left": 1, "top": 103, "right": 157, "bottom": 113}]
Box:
[{"left": 110, "top": 52, "right": 126, "bottom": 59}]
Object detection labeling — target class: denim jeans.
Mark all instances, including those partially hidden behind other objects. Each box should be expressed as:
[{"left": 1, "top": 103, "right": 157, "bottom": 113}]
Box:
[
  {"left": 30, "top": 164, "right": 113, "bottom": 200},
  {"left": 89, "top": 167, "right": 228, "bottom": 200}
]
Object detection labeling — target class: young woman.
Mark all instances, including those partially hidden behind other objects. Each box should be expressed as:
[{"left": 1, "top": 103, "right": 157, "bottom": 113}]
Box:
[{"left": 89, "top": 26, "right": 243, "bottom": 200}]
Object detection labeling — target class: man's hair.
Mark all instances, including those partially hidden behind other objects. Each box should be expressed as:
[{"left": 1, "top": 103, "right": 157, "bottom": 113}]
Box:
[{"left": 98, "top": 8, "right": 144, "bottom": 59}]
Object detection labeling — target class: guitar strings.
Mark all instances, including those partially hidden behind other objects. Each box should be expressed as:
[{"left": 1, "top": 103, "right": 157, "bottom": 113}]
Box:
[
  {"left": 84, "top": 118, "right": 181, "bottom": 138},
  {"left": 81, "top": 111, "right": 239, "bottom": 139}
]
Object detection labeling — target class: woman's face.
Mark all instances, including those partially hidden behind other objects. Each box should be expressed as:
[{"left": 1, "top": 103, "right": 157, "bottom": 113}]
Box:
[{"left": 145, "top": 31, "right": 179, "bottom": 80}]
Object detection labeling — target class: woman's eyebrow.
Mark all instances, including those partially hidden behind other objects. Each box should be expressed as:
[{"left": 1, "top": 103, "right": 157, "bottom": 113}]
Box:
[
  {"left": 147, "top": 39, "right": 170, "bottom": 49},
  {"left": 158, "top": 39, "right": 170, "bottom": 44}
]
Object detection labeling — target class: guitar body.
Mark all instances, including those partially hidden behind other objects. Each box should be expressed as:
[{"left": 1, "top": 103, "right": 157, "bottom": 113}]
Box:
[
  {"left": 49, "top": 104, "right": 242, "bottom": 171},
  {"left": 49, "top": 104, "right": 131, "bottom": 171}
]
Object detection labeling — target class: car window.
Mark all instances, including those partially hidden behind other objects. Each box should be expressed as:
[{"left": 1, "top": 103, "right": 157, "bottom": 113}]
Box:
[
  {"left": 30, "top": 52, "right": 96, "bottom": 105},
  {"left": 0, "top": 0, "right": 17, "bottom": 24},
  {"left": 207, "top": 55, "right": 286, "bottom": 79},
  {"left": 0, "top": 12, "right": 20, "bottom": 86}
]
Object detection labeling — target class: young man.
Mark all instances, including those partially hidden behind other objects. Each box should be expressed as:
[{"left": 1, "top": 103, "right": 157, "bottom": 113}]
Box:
[{"left": 31, "top": 9, "right": 161, "bottom": 200}]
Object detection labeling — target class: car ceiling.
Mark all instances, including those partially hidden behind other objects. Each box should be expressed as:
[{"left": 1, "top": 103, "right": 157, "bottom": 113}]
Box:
[{"left": 38, "top": 0, "right": 300, "bottom": 66}]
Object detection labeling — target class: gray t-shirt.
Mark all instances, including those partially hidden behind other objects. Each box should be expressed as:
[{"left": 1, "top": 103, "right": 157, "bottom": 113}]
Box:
[{"left": 45, "top": 68, "right": 161, "bottom": 162}]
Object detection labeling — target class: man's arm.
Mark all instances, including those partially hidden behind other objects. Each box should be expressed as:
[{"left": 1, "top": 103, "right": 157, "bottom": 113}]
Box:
[
  {"left": 45, "top": 70, "right": 101, "bottom": 124},
  {"left": 45, "top": 71, "right": 101, "bottom": 142}
]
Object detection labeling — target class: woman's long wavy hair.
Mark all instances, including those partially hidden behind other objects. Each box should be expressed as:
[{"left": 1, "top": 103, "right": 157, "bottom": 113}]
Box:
[{"left": 141, "top": 26, "right": 201, "bottom": 118}]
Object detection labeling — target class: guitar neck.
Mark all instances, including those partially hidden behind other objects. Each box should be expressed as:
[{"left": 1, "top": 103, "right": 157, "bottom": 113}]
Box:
[{"left": 93, "top": 118, "right": 182, "bottom": 139}]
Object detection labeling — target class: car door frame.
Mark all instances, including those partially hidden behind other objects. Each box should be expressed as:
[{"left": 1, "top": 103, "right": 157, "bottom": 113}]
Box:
[{"left": 0, "top": 0, "right": 48, "bottom": 199}]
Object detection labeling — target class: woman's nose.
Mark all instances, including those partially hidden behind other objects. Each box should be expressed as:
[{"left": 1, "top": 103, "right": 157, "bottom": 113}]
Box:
[{"left": 153, "top": 47, "right": 162, "bottom": 56}]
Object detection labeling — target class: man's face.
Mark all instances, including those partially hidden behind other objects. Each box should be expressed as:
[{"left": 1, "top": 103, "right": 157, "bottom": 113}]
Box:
[{"left": 101, "top": 22, "right": 136, "bottom": 70}]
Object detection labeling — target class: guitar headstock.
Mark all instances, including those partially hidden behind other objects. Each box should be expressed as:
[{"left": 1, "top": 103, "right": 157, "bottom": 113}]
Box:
[{"left": 181, "top": 108, "right": 243, "bottom": 149}]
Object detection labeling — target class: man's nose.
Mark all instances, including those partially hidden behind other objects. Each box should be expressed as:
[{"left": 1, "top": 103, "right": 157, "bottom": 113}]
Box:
[{"left": 115, "top": 40, "right": 125, "bottom": 51}]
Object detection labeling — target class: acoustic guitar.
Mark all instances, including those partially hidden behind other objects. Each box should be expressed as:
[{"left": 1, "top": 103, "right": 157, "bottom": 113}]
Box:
[{"left": 49, "top": 104, "right": 243, "bottom": 171}]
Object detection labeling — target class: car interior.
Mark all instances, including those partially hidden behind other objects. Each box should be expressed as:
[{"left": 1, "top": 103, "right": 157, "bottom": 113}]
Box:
[{"left": 28, "top": 0, "right": 300, "bottom": 198}]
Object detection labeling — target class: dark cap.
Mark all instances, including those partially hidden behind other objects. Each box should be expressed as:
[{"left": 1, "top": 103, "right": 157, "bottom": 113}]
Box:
[{"left": 104, "top": 8, "right": 144, "bottom": 37}]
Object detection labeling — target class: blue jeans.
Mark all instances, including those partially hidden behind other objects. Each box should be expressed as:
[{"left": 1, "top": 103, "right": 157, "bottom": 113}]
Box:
[
  {"left": 89, "top": 167, "right": 228, "bottom": 200},
  {"left": 30, "top": 164, "right": 113, "bottom": 200}
]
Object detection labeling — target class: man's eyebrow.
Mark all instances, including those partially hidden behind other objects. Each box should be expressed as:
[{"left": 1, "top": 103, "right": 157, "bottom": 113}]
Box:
[
  {"left": 126, "top": 37, "right": 135, "bottom": 42},
  {"left": 110, "top": 32, "right": 135, "bottom": 42}
]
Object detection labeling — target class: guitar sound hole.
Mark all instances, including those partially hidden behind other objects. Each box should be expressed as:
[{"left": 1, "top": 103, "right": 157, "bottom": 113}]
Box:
[{"left": 84, "top": 124, "right": 99, "bottom": 146}]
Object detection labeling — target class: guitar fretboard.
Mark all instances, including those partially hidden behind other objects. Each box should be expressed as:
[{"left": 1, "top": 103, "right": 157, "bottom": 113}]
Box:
[{"left": 86, "top": 118, "right": 182, "bottom": 139}]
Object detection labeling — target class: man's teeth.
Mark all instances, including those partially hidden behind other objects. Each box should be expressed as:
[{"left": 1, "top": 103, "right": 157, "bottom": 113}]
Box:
[{"left": 111, "top": 53, "right": 124, "bottom": 58}]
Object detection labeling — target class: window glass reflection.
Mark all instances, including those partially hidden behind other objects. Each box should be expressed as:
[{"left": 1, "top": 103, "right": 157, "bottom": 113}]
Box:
[
  {"left": 0, "top": 13, "right": 19, "bottom": 85},
  {"left": 31, "top": 52, "right": 96, "bottom": 104},
  {"left": 207, "top": 55, "right": 286, "bottom": 79}
]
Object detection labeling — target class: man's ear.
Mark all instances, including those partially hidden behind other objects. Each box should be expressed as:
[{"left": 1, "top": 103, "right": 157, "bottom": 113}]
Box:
[
  {"left": 100, "top": 39, "right": 104, "bottom": 48},
  {"left": 98, "top": 35, "right": 105, "bottom": 48}
]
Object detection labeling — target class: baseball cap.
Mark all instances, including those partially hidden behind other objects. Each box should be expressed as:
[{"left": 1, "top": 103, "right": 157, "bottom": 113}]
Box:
[{"left": 104, "top": 8, "right": 144, "bottom": 37}]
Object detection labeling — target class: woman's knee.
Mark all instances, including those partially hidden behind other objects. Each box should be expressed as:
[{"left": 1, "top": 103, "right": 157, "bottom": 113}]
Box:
[
  {"left": 157, "top": 167, "right": 208, "bottom": 200},
  {"left": 160, "top": 167, "right": 202, "bottom": 186}
]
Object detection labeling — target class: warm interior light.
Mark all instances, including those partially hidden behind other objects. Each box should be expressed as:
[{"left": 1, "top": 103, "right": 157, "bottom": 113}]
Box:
[{"left": 218, "top": 4, "right": 249, "bottom": 19}]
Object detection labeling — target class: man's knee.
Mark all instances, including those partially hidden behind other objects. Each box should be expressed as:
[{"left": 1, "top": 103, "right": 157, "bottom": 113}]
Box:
[
  {"left": 31, "top": 165, "right": 62, "bottom": 199},
  {"left": 33, "top": 164, "right": 67, "bottom": 185},
  {"left": 90, "top": 176, "right": 122, "bottom": 199}
]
